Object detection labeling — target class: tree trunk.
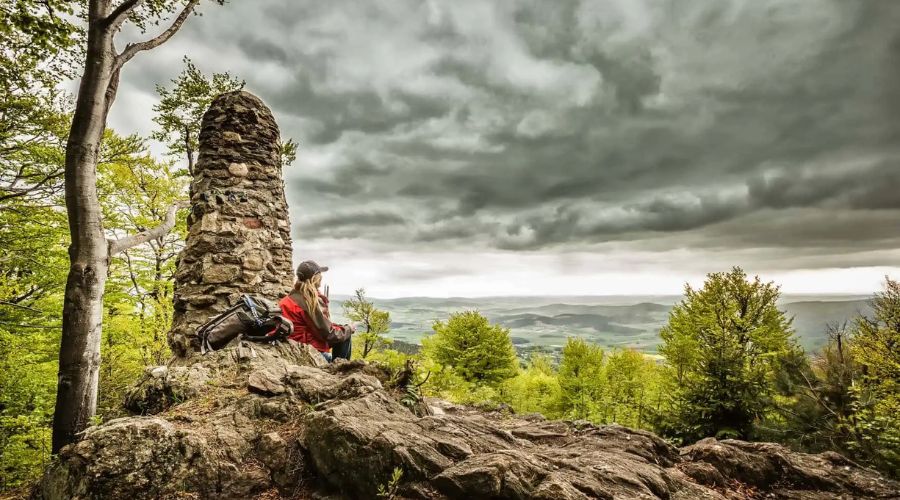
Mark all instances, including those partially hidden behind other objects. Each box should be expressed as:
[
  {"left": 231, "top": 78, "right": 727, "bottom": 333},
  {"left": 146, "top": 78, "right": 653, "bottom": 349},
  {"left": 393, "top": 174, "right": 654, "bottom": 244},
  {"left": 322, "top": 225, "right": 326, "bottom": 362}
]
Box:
[
  {"left": 51, "top": 0, "right": 199, "bottom": 453},
  {"left": 184, "top": 123, "right": 194, "bottom": 175},
  {"left": 52, "top": 3, "right": 117, "bottom": 453}
]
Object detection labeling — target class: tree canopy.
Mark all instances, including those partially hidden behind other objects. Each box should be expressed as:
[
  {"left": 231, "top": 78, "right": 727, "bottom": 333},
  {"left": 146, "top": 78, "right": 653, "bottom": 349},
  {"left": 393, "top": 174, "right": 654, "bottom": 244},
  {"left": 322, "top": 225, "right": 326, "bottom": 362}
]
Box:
[
  {"left": 658, "top": 267, "right": 797, "bottom": 442},
  {"left": 343, "top": 288, "right": 392, "bottom": 359},
  {"left": 423, "top": 311, "right": 518, "bottom": 385}
]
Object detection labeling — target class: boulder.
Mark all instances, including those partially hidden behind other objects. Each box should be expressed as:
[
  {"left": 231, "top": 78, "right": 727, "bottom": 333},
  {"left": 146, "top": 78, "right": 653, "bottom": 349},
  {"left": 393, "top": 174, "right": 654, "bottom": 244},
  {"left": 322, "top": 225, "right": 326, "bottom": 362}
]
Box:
[{"left": 681, "top": 438, "right": 898, "bottom": 498}]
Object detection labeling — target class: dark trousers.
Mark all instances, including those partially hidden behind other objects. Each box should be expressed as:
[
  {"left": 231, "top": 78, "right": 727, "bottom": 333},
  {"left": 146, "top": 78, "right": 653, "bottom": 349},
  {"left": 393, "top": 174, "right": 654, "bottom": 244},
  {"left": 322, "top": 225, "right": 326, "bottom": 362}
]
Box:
[{"left": 322, "top": 338, "right": 352, "bottom": 362}]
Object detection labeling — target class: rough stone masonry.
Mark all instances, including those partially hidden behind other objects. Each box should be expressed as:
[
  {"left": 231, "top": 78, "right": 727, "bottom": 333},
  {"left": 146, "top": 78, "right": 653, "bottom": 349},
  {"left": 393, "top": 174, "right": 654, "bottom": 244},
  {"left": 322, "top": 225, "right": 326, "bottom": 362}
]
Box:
[{"left": 168, "top": 91, "right": 294, "bottom": 356}]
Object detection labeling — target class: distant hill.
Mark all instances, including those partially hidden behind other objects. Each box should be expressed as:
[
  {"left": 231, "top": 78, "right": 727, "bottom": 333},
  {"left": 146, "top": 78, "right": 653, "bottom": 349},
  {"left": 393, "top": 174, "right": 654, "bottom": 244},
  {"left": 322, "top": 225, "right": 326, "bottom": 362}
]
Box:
[
  {"left": 334, "top": 295, "right": 873, "bottom": 355},
  {"left": 496, "top": 312, "right": 644, "bottom": 335},
  {"left": 781, "top": 299, "right": 873, "bottom": 351},
  {"left": 501, "top": 302, "right": 670, "bottom": 323},
  {"left": 389, "top": 338, "right": 421, "bottom": 355},
  {"left": 373, "top": 297, "right": 482, "bottom": 309}
]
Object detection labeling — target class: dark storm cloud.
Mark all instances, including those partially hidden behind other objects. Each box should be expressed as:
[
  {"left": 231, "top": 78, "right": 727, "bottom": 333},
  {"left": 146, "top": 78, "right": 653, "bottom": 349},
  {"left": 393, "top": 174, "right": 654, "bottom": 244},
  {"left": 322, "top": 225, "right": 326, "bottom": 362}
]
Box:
[
  {"left": 494, "top": 160, "right": 900, "bottom": 250},
  {"left": 494, "top": 192, "right": 747, "bottom": 250},
  {"left": 295, "top": 159, "right": 389, "bottom": 198},
  {"left": 237, "top": 35, "right": 291, "bottom": 64},
  {"left": 266, "top": 73, "right": 452, "bottom": 145},
  {"left": 130, "top": 0, "right": 900, "bottom": 271},
  {"left": 414, "top": 218, "right": 499, "bottom": 243},
  {"left": 747, "top": 161, "right": 900, "bottom": 211},
  {"left": 297, "top": 210, "right": 408, "bottom": 239},
  {"left": 706, "top": 210, "right": 900, "bottom": 252}
]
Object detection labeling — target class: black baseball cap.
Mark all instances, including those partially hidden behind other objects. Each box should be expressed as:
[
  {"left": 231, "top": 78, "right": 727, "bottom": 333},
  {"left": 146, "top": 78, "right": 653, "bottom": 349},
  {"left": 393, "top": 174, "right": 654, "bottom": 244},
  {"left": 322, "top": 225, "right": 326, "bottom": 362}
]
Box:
[{"left": 296, "top": 260, "right": 328, "bottom": 281}]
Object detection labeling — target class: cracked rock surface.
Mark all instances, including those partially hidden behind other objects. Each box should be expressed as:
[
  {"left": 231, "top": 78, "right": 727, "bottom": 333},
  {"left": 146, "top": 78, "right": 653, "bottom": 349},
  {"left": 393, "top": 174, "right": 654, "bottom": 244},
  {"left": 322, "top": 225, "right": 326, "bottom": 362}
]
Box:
[{"left": 36, "top": 343, "right": 900, "bottom": 500}]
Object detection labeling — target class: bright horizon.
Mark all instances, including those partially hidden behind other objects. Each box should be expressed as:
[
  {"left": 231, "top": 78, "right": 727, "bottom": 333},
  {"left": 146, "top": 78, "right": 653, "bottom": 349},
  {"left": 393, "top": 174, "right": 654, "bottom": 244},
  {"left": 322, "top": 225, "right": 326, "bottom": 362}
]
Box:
[
  {"left": 312, "top": 255, "right": 897, "bottom": 299},
  {"left": 329, "top": 291, "right": 878, "bottom": 299}
]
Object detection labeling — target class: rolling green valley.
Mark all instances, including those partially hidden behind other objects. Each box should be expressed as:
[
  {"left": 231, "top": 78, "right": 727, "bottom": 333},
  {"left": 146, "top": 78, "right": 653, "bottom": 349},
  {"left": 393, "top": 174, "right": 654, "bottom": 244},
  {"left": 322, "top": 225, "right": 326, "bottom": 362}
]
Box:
[{"left": 340, "top": 295, "right": 873, "bottom": 354}]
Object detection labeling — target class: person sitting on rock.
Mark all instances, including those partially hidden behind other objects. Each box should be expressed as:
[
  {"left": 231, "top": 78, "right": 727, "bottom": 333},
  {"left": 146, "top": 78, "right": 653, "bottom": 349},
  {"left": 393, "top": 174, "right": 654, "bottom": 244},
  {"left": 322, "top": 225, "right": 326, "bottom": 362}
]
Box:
[{"left": 279, "top": 260, "right": 354, "bottom": 362}]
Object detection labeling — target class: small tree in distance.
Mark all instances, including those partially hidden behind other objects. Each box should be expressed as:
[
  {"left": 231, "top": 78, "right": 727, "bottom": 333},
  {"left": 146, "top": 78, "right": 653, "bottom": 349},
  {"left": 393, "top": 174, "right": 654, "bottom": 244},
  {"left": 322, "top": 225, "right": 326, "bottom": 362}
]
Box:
[
  {"left": 423, "top": 311, "right": 518, "bottom": 386},
  {"left": 500, "top": 353, "right": 560, "bottom": 416},
  {"left": 343, "top": 288, "right": 392, "bottom": 359},
  {"left": 556, "top": 337, "right": 604, "bottom": 420}
]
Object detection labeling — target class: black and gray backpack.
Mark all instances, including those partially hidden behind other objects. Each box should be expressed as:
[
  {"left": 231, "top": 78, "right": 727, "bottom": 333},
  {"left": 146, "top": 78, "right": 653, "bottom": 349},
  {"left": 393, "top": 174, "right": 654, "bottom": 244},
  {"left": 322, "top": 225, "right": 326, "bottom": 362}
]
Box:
[{"left": 197, "top": 294, "right": 293, "bottom": 354}]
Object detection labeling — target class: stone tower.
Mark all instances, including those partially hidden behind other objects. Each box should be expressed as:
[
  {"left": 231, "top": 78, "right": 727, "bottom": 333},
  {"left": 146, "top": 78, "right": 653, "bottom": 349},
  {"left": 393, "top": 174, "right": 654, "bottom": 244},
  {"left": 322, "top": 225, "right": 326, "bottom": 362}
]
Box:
[{"left": 169, "top": 91, "right": 294, "bottom": 356}]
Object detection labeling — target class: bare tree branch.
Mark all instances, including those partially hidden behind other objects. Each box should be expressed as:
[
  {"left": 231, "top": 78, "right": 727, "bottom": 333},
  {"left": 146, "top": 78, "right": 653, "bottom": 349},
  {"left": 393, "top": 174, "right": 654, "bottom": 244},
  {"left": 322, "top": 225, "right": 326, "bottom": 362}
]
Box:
[
  {"left": 0, "top": 321, "right": 61, "bottom": 330},
  {"left": 40, "top": 0, "right": 56, "bottom": 19},
  {"left": 108, "top": 201, "right": 188, "bottom": 256},
  {"left": 0, "top": 300, "right": 44, "bottom": 313},
  {"left": 121, "top": 249, "right": 145, "bottom": 298},
  {"left": 0, "top": 169, "right": 65, "bottom": 203},
  {"left": 797, "top": 367, "right": 840, "bottom": 419},
  {"left": 5, "top": 286, "right": 40, "bottom": 305},
  {"left": 115, "top": 0, "right": 200, "bottom": 68},
  {"left": 101, "top": 0, "right": 144, "bottom": 30}
]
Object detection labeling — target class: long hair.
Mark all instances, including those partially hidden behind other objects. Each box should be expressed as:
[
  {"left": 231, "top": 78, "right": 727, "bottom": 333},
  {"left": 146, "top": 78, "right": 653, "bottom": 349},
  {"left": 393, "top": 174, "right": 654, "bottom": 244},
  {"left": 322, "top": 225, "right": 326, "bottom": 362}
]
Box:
[{"left": 294, "top": 273, "right": 322, "bottom": 315}]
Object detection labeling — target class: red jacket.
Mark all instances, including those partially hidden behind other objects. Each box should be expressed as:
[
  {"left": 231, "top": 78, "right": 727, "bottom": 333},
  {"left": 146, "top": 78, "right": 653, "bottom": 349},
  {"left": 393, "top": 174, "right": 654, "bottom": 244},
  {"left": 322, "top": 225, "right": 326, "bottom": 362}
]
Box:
[{"left": 279, "top": 292, "right": 348, "bottom": 352}]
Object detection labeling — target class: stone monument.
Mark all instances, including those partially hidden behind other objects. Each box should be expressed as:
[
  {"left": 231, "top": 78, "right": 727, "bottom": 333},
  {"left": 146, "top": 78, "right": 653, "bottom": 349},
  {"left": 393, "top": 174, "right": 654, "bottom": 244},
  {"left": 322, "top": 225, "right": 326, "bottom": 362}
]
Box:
[{"left": 169, "top": 91, "right": 294, "bottom": 356}]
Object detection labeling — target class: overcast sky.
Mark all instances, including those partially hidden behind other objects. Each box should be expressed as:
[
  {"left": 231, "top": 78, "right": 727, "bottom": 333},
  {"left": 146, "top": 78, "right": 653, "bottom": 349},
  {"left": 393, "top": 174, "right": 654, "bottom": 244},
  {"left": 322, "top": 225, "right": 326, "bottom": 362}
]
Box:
[{"left": 109, "top": 0, "right": 900, "bottom": 297}]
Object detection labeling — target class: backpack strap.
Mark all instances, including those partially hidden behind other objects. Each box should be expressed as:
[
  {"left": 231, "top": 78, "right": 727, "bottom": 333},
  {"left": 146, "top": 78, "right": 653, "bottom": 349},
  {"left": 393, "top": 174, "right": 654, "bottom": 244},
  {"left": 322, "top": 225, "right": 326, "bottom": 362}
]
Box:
[{"left": 242, "top": 295, "right": 265, "bottom": 327}]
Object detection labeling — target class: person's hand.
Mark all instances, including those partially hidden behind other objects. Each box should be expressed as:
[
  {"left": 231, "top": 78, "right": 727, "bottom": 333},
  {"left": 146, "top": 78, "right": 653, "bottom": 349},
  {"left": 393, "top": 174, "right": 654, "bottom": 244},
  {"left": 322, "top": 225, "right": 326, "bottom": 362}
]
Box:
[{"left": 346, "top": 322, "right": 357, "bottom": 334}]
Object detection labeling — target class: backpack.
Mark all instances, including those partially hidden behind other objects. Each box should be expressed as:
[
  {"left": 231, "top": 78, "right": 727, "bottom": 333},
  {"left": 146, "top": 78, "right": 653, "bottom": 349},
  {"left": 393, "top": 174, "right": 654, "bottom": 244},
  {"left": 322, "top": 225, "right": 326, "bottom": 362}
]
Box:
[{"left": 198, "top": 294, "right": 294, "bottom": 354}]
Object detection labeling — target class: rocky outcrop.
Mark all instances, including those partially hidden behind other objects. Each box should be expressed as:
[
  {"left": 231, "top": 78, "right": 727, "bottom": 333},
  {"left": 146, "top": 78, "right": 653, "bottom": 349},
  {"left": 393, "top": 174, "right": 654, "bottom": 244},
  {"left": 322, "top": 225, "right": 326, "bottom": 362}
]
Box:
[
  {"left": 36, "top": 343, "right": 899, "bottom": 500},
  {"left": 169, "top": 91, "right": 294, "bottom": 356},
  {"left": 39, "top": 342, "right": 326, "bottom": 499},
  {"left": 680, "top": 438, "right": 896, "bottom": 498}
]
